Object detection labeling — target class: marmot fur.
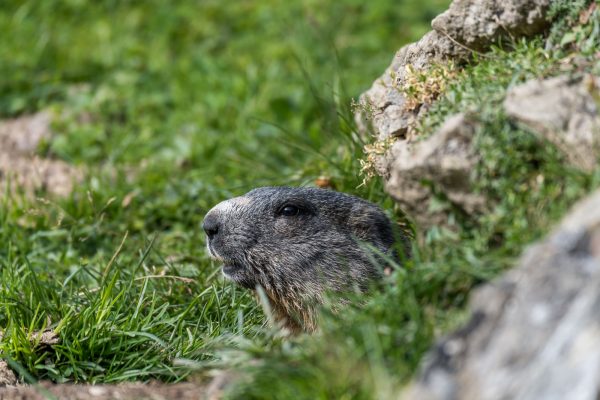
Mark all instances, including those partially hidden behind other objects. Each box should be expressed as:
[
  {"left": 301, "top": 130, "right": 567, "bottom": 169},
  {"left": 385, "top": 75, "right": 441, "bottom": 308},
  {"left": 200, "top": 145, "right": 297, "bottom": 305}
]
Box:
[{"left": 203, "top": 186, "right": 405, "bottom": 333}]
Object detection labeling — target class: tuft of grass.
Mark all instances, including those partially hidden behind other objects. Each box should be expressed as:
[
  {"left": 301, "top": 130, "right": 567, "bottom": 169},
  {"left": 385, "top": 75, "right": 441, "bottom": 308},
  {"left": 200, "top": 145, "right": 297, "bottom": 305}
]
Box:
[{"left": 1, "top": 225, "right": 263, "bottom": 383}]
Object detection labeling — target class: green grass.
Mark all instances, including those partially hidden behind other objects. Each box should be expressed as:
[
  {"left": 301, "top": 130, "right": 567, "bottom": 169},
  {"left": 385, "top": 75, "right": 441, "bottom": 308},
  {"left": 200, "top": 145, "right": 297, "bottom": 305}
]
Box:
[
  {"left": 1, "top": 0, "right": 448, "bottom": 387},
  {"left": 1, "top": 0, "right": 599, "bottom": 398}
]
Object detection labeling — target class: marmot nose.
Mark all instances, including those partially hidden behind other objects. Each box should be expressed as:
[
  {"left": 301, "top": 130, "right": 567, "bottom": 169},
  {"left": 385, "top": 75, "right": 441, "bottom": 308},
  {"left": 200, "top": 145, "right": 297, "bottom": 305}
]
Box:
[{"left": 202, "top": 214, "right": 220, "bottom": 240}]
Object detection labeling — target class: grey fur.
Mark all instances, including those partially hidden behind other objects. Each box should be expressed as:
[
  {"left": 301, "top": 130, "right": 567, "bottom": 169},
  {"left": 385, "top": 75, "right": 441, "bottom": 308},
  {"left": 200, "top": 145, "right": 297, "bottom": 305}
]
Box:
[{"left": 203, "top": 186, "right": 405, "bottom": 333}]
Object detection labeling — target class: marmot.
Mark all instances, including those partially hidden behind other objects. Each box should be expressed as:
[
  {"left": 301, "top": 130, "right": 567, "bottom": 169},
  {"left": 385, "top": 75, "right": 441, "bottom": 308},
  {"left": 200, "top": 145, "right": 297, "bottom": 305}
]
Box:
[{"left": 203, "top": 186, "right": 405, "bottom": 333}]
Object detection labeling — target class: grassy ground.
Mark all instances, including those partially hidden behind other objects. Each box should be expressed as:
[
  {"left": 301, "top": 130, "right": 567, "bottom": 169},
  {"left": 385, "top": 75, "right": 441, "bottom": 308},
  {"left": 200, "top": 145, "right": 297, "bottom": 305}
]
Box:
[{"left": 1, "top": 0, "right": 600, "bottom": 398}]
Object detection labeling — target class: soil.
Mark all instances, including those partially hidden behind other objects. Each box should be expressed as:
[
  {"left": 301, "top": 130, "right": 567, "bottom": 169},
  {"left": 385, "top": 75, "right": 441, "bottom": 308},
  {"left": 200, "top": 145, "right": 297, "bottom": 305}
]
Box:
[
  {"left": 0, "top": 382, "right": 212, "bottom": 400},
  {"left": 0, "top": 112, "right": 81, "bottom": 197}
]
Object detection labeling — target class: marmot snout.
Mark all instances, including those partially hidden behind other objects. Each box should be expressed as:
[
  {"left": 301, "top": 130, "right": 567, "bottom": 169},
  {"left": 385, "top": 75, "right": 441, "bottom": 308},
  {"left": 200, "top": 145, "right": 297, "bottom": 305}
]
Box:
[{"left": 203, "top": 186, "right": 405, "bottom": 333}]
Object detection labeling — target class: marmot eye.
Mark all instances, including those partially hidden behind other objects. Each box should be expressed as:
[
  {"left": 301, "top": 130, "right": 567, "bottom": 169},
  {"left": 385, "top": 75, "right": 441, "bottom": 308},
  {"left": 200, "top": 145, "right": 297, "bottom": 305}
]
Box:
[{"left": 279, "top": 204, "right": 301, "bottom": 217}]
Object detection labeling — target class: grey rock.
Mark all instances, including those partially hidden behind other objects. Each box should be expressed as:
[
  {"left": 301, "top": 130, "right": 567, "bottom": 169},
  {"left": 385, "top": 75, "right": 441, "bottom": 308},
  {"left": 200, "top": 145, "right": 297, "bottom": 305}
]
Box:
[
  {"left": 504, "top": 75, "right": 600, "bottom": 171},
  {"left": 431, "top": 0, "right": 551, "bottom": 52},
  {"left": 356, "top": 0, "right": 551, "bottom": 142},
  {"left": 385, "top": 113, "right": 485, "bottom": 229},
  {"left": 405, "top": 188, "right": 600, "bottom": 400},
  {"left": 357, "top": 31, "right": 466, "bottom": 141},
  {"left": 0, "top": 360, "right": 17, "bottom": 386},
  {"left": 0, "top": 154, "right": 82, "bottom": 198},
  {"left": 0, "top": 112, "right": 82, "bottom": 197},
  {"left": 355, "top": 0, "right": 553, "bottom": 230},
  {"left": 0, "top": 112, "right": 52, "bottom": 156}
]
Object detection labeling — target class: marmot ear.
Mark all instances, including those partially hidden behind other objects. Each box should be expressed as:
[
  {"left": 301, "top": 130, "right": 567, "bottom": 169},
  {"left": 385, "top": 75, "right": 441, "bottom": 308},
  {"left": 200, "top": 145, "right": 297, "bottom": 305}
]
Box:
[{"left": 348, "top": 204, "right": 394, "bottom": 247}]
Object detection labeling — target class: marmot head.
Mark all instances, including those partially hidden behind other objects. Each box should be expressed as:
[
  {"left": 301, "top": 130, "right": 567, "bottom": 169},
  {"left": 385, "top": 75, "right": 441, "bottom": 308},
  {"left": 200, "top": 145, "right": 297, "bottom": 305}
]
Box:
[{"left": 203, "top": 186, "right": 403, "bottom": 333}]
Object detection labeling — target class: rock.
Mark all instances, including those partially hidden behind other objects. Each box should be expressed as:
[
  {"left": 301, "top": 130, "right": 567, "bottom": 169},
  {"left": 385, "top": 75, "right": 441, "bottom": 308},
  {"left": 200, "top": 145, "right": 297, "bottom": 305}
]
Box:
[
  {"left": 385, "top": 113, "right": 485, "bottom": 228},
  {"left": 355, "top": 0, "right": 554, "bottom": 230},
  {"left": 504, "top": 75, "right": 600, "bottom": 171},
  {"left": 405, "top": 188, "right": 600, "bottom": 400},
  {"left": 431, "top": 0, "right": 551, "bottom": 52},
  {"left": 0, "top": 112, "right": 53, "bottom": 156},
  {"left": 356, "top": 31, "right": 466, "bottom": 142},
  {"left": 0, "top": 154, "right": 81, "bottom": 198},
  {"left": 356, "top": 0, "right": 552, "bottom": 142},
  {"left": 0, "top": 360, "right": 17, "bottom": 386},
  {"left": 32, "top": 330, "right": 60, "bottom": 348},
  {"left": 0, "top": 330, "right": 60, "bottom": 388},
  {"left": 0, "top": 112, "right": 81, "bottom": 197}
]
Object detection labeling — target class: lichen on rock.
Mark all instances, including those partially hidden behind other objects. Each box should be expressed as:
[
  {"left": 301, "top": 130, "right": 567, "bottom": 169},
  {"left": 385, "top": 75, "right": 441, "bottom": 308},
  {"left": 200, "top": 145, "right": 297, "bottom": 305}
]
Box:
[
  {"left": 356, "top": 0, "right": 552, "bottom": 142},
  {"left": 355, "top": 0, "right": 555, "bottom": 229}
]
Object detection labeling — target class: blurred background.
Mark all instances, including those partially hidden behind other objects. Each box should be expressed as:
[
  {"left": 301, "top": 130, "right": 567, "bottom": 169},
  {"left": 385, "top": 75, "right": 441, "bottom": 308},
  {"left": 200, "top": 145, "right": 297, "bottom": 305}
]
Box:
[
  {"left": 1, "top": 0, "right": 451, "bottom": 266},
  {"left": 2, "top": 0, "right": 448, "bottom": 196}
]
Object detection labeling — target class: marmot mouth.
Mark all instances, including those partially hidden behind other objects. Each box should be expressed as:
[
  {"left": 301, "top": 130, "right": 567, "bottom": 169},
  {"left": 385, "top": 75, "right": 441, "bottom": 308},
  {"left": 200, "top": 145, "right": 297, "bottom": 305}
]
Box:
[
  {"left": 207, "top": 245, "right": 244, "bottom": 277},
  {"left": 221, "top": 261, "right": 255, "bottom": 289},
  {"left": 222, "top": 261, "right": 244, "bottom": 277}
]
